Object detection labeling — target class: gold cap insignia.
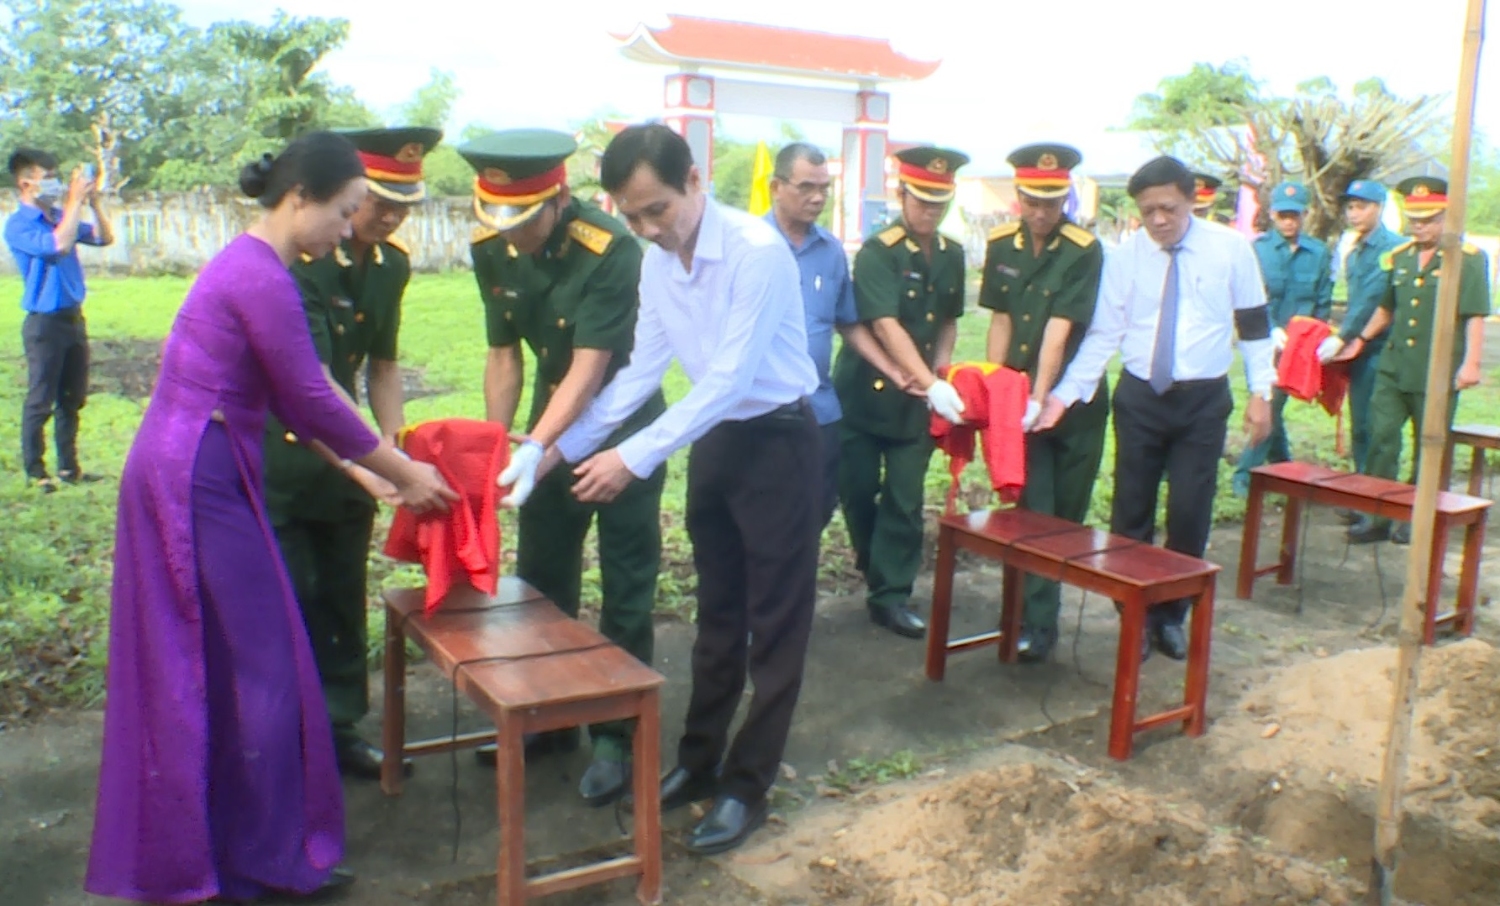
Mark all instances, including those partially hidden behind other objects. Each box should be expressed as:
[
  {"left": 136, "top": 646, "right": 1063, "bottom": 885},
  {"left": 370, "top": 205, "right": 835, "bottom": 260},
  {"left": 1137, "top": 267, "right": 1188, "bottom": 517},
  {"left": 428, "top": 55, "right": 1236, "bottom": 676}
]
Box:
[
  {"left": 1412, "top": 185, "right": 1431, "bottom": 197},
  {"left": 483, "top": 168, "right": 511, "bottom": 185},
  {"left": 1037, "top": 153, "right": 1059, "bottom": 171},
  {"left": 928, "top": 158, "right": 948, "bottom": 174},
  {"left": 395, "top": 142, "right": 425, "bottom": 163},
  {"left": 1195, "top": 178, "right": 1207, "bottom": 191}
]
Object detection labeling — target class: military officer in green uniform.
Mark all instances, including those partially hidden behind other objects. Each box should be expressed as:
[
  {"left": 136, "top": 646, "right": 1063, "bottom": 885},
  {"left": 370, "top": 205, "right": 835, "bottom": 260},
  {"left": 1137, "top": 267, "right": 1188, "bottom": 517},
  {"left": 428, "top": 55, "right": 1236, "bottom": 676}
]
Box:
[
  {"left": 264, "top": 125, "right": 441, "bottom": 779},
  {"left": 981, "top": 144, "right": 1106, "bottom": 662},
  {"left": 1192, "top": 172, "right": 1222, "bottom": 219},
  {"left": 1324, "top": 177, "right": 1490, "bottom": 544},
  {"left": 462, "top": 129, "right": 667, "bottom": 806},
  {"left": 1233, "top": 182, "right": 1334, "bottom": 496},
  {"left": 834, "top": 146, "right": 969, "bottom": 639}
]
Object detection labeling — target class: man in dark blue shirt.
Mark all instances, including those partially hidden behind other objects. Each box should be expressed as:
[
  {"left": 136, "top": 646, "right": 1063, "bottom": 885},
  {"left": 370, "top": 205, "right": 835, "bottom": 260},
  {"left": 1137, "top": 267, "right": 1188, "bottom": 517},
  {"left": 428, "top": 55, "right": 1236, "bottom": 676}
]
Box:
[{"left": 5, "top": 148, "right": 114, "bottom": 491}]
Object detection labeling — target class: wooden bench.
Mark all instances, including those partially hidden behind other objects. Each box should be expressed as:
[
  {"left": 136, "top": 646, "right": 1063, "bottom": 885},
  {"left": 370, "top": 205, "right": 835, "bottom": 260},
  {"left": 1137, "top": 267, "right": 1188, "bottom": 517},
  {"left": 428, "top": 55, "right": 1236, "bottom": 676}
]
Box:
[
  {"left": 926, "top": 508, "right": 1220, "bottom": 761},
  {"left": 1443, "top": 424, "right": 1500, "bottom": 496},
  {"left": 1236, "top": 462, "right": 1490, "bottom": 644},
  {"left": 381, "top": 577, "right": 664, "bottom": 906}
]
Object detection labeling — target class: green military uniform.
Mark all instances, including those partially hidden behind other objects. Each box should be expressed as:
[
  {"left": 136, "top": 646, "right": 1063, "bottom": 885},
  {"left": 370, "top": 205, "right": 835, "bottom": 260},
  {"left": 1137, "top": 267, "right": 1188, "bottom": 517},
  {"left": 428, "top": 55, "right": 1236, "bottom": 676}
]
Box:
[
  {"left": 1363, "top": 237, "right": 1490, "bottom": 531},
  {"left": 979, "top": 144, "right": 1106, "bottom": 650},
  {"left": 835, "top": 146, "right": 969, "bottom": 631},
  {"left": 462, "top": 131, "right": 665, "bottom": 768},
  {"left": 264, "top": 126, "right": 440, "bottom": 756}
]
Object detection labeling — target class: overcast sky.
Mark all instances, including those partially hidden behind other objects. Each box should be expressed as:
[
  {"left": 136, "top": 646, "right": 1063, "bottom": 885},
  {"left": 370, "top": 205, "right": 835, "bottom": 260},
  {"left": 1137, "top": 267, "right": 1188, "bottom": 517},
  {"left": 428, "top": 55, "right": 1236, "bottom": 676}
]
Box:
[{"left": 177, "top": 0, "right": 1499, "bottom": 176}]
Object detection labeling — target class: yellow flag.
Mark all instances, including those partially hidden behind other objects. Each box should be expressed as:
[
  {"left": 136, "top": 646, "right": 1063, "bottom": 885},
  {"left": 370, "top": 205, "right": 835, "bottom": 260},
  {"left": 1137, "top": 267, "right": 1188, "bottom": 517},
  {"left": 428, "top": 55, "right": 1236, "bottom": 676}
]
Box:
[{"left": 748, "top": 141, "right": 773, "bottom": 216}]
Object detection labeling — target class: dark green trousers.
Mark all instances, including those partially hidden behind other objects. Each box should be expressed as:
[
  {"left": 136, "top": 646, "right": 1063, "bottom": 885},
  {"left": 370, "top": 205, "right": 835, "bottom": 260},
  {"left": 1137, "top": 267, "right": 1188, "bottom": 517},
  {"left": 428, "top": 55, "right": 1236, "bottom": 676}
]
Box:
[
  {"left": 273, "top": 509, "right": 376, "bottom": 743},
  {"left": 838, "top": 427, "right": 933, "bottom": 612},
  {"left": 1364, "top": 370, "right": 1457, "bottom": 530},
  {"left": 517, "top": 460, "right": 665, "bottom": 761},
  {"left": 1021, "top": 385, "right": 1109, "bottom": 631}
]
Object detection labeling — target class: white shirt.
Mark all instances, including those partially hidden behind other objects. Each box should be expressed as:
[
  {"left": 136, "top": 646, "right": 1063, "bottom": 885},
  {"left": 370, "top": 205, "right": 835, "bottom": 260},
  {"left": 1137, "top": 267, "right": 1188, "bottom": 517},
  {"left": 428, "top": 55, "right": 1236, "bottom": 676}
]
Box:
[
  {"left": 556, "top": 198, "right": 819, "bottom": 477},
  {"left": 1054, "top": 216, "right": 1275, "bottom": 406}
]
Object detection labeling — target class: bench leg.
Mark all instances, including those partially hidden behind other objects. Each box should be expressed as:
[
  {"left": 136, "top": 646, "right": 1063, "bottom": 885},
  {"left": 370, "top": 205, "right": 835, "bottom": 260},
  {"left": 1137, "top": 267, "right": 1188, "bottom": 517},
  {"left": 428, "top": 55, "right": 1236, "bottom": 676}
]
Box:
[
  {"left": 1441, "top": 437, "right": 1456, "bottom": 492},
  {"left": 925, "top": 522, "right": 957, "bottom": 682},
  {"left": 1458, "top": 520, "right": 1485, "bottom": 637},
  {"left": 495, "top": 712, "right": 527, "bottom": 906},
  {"left": 1109, "top": 597, "right": 1146, "bottom": 761},
  {"left": 1276, "top": 496, "right": 1302, "bottom": 587},
  {"left": 999, "top": 564, "right": 1022, "bottom": 664},
  {"left": 380, "top": 602, "right": 408, "bottom": 796},
  {"left": 633, "top": 691, "right": 663, "bottom": 906},
  {"left": 1183, "top": 581, "right": 1215, "bottom": 738},
  {"left": 1424, "top": 519, "right": 1451, "bottom": 646},
  {"left": 1469, "top": 447, "right": 1486, "bottom": 498},
  {"left": 1236, "top": 477, "right": 1265, "bottom": 599}
]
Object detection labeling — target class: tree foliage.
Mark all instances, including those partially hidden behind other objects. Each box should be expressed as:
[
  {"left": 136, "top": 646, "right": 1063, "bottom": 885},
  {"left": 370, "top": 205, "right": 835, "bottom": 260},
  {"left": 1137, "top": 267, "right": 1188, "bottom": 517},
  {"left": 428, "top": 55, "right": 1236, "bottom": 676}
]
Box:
[
  {"left": 0, "top": 0, "right": 375, "bottom": 190},
  {"left": 1129, "top": 64, "right": 1447, "bottom": 240}
]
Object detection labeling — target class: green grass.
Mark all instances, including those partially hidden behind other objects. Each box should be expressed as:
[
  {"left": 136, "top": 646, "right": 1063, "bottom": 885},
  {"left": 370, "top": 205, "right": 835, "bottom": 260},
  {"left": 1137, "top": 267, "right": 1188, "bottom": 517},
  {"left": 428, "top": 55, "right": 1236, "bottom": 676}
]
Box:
[{"left": 3, "top": 271, "right": 1500, "bottom": 719}]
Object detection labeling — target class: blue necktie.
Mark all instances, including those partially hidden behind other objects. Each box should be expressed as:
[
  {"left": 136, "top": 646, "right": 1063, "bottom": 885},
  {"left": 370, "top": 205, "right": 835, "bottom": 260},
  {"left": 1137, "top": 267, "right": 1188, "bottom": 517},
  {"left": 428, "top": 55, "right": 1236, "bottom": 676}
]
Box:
[{"left": 1149, "top": 245, "right": 1182, "bottom": 395}]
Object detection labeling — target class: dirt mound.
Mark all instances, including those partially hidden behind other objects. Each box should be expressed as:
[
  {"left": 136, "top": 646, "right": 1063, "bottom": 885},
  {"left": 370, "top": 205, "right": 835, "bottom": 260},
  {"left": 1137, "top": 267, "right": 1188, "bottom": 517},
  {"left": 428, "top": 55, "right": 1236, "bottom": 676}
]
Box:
[
  {"left": 1222, "top": 639, "right": 1500, "bottom": 832},
  {"left": 811, "top": 763, "right": 1358, "bottom": 906}
]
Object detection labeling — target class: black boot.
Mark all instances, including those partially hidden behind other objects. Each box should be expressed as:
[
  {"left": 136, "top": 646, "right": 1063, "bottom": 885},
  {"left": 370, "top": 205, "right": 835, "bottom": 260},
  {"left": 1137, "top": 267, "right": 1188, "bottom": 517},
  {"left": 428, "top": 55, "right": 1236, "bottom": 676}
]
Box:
[
  {"left": 1016, "top": 626, "right": 1058, "bottom": 664},
  {"left": 868, "top": 603, "right": 925, "bottom": 639},
  {"left": 1347, "top": 516, "right": 1391, "bottom": 545}
]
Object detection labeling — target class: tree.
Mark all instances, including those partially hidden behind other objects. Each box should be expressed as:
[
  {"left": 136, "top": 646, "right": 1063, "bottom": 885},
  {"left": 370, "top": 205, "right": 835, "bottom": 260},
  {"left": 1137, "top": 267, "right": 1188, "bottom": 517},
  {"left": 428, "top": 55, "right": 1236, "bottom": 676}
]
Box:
[
  {"left": 1129, "top": 65, "right": 1447, "bottom": 241},
  {"left": 393, "top": 69, "right": 459, "bottom": 131}
]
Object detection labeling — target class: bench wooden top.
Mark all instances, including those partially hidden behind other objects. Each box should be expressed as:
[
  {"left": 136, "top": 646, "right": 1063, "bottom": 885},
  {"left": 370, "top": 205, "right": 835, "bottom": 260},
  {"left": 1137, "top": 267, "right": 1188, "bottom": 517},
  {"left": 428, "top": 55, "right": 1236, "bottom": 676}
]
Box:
[
  {"left": 939, "top": 509, "right": 1219, "bottom": 588},
  {"left": 1251, "top": 462, "right": 1491, "bottom": 516},
  {"left": 383, "top": 578, "right": 664, "bottom": 710},
  {"left": 1452, "top": 425, "right": 1500, "bottom": 446}
]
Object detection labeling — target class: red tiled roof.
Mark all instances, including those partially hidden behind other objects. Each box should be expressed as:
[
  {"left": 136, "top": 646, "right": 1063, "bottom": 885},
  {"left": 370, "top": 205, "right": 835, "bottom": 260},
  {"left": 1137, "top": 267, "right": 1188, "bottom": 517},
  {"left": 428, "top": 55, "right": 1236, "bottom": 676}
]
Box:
[{"left": 612, "top": 14, "right": 940, "bottom": 83}]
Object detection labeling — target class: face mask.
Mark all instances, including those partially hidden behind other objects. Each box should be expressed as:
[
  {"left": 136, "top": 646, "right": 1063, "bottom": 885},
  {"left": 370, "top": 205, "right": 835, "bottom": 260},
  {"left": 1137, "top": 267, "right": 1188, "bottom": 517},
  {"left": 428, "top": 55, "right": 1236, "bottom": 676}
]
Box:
[{"left": 35, "top": 178, "right": 64, "bottom": 205}]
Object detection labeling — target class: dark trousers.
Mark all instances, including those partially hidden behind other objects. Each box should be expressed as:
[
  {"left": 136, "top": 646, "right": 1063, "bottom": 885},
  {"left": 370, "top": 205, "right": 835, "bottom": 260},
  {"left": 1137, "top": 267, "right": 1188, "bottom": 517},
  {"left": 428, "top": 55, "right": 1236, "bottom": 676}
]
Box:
[
  {"left": 22, "top": 310, "right": 89, "bottom": 479},
  {"left": 1110, "top": 373, "right": 1232, "bottom": 627},
  {"left": 1364, "top": 370, "right": 1457, "bottom": 530},
  {"left": 517, "top": 459, "right": 665, "bottom": 761},
  {"left": 837, "top": 428, "right": 933, "bottom": 611},
  {"left": 273, "top": 510, "right": 376, "bottom": 739},
  {"left": 818, "top": 421, "right": 841, "bottom": 529},
  {"left": 678, "top": 403, "right": 820, "bottom": 806}
]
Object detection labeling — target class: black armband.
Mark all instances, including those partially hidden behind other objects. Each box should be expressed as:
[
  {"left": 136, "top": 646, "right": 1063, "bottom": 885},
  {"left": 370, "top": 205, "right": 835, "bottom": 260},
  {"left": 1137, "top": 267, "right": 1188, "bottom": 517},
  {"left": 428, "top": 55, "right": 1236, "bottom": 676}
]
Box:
[{"left": 1234, "top": 306, "right": 1271, "bottom": 341}]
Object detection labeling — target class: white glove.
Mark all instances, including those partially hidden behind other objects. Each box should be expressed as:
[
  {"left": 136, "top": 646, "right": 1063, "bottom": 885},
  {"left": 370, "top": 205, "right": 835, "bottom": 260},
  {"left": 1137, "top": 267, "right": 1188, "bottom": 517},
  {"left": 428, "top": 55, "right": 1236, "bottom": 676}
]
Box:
[
  {"left": 498, "top": 440, "right": 544, "bottom": 508},
  {"left": 1272, "top": 327, "right": 1288, "bottom": 352},
  {"left": 1021, "top": 398, "right": 1042, "bottom": 432},
  {"left": 925, "top": 379, "right": 966, "bottom": 424},
  {"left": 1316, "top": 336, "right": 1345, "bottom": 364}
]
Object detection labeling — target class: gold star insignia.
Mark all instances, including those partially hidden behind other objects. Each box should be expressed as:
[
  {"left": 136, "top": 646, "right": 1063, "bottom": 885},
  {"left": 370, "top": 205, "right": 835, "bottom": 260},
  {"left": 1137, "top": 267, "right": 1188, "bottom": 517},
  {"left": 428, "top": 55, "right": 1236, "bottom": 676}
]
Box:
[
  {"left": 395, "top": 142, "right": 425, "bottom": 163},
  {"left": 1037, "top": 153, "right": 1058, "bottom": 171},
  {"left": 1412, "top": 185, "right": 1431, "bottom": 197},
  {"left": 927, "top": 158, "right": 948, "bottom": 174},
  {"left": 483, "top": 168, "right": 511, "bottom": 185}
]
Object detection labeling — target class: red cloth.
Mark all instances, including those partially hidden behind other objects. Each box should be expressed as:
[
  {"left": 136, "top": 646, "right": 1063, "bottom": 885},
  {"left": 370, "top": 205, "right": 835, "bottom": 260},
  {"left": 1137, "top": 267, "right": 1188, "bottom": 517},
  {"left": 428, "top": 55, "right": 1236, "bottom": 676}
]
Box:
[
  {"left": 1275, "top": 316, "right": 1350, "bottom": 455},
  {"left": 383, "top": 418, "right": 511, "bottom": 615},
  {"left": 931, "top": 363, "right": 1030, "bottom": 513}
]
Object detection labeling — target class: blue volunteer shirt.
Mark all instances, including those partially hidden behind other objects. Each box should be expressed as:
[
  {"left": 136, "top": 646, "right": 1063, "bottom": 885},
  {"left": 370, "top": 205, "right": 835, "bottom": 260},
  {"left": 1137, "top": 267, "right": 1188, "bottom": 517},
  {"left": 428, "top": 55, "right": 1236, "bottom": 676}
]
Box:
[
  {"left": 765, "top": 212, "right": 857, "bottom": 425},
  {"left": 1252, "top": 230, "right": 1334, "bottom": 327},
  {"left": 5, "top": 202, "right": 101, "bottom": 314},
  {"left": 1339, "top": 224, "right": 1404, "bottom": 347}
]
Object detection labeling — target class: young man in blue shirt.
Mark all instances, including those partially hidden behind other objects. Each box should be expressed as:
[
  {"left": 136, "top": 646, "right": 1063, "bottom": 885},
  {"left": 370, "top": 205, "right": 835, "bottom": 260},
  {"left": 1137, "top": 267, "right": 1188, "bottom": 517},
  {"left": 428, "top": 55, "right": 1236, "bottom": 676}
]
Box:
[{"left": 5, "top": 148, "right": 114, "bottom": 491}]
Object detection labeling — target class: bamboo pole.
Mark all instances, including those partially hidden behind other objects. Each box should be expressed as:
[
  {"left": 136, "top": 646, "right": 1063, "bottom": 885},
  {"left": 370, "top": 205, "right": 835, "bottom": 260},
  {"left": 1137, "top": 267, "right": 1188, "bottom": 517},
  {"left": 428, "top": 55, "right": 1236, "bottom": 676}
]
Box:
[{"left": 1367, "top": 1, "right": 1486, "bottom": 902}]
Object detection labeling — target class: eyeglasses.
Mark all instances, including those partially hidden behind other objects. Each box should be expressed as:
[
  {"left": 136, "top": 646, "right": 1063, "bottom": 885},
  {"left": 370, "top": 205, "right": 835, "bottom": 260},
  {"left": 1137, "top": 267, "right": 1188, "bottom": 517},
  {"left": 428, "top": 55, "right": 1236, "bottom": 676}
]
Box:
[{"left": 778, "top": 180, "right": 831, "bottom": 198}]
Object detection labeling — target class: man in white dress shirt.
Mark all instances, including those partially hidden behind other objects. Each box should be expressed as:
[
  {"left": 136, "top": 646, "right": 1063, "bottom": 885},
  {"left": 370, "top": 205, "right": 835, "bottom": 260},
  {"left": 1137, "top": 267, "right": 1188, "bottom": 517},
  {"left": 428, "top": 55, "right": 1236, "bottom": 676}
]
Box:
[
  {"left": 536, "top": 124, "right": 821, "bottom": 856},
  {"left": 1035, "top": 156, "right": 1273, "bottom": 660}
]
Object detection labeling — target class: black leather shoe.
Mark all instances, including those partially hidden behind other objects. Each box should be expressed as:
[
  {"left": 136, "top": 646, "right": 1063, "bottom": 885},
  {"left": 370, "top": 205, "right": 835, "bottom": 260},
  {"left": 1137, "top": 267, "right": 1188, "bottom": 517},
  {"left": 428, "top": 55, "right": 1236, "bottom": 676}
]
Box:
[
  {"left": 685, "top": 796, "right": 767, "bottom": 855},
  {"left": 1016, "top": 626, "right": 1058, "bottom": 664},
  {"left": 661, "top": 765, "right": 720, "bottom": 811},
  {"left": 1391, "top": 523, "right": 1411, "bottom": 545},
  {"left": 1347, "top": 517, "right": 1391, "bottom": 545},
  {"left": 306, "top": 867, "right": 356, "bottom": 900},
  {"left": 336, "top": 738, "right": 411, "bottom": 781},
  {"left": 1152, "top": 623, "right": 1188, "bottom": 661},
  {"left": 475, "top": 727, "right": 581, "bottom": 767},
  {"left": 868, "top": 604, "right": 926, "bottom": 639},
  {"left": 578, "top": 757, "right": 630, "bottom": 807},
  {"left": 1334, "top": 508, "right": 1361, "bottom": 525}
]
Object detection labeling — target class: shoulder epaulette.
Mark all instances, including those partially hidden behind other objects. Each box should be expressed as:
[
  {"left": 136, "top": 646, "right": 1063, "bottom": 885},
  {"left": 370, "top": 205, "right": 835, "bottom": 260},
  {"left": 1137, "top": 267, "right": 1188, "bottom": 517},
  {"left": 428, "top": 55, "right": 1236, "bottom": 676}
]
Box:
[
  {"left": 988, "top": 222, "right": 1021, "bottom": 242},
  {"left": 1059, "top": 223, "right": 1097, "bottom": 248},
  {"left": 471, "top": 226, "right": 501, "bottom": 246},
  {"left": 298, "top": 252, "right": 315, "bottom": 264},
  {"left": 385, "top": 235, "right": 410, "bottom": 256},
  {"left": 567, "top": 219, "right": 614, "bottom": 255},
  {"left": 1391, "top": 239, "right": 1416, "bottom": 255},
  {"left": 1463, "top": 241, "right": 1480, "bottom": 256},
  {"left": 876, "top": 224, "right": 907, "bottom": 247}
]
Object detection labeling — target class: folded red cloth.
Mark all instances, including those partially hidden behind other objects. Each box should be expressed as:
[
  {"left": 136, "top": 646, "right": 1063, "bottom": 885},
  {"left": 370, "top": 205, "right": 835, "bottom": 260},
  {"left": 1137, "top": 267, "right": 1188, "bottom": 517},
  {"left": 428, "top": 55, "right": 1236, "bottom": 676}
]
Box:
[
  {"left": 1276, "top": 316, "right": 1350, "bottom": 455},
  {"left": 383, "top": 418, "right": 511, "bottom": 615},
  {"left": 931, "top": 362, "right": 1030, "bottom": 513}
]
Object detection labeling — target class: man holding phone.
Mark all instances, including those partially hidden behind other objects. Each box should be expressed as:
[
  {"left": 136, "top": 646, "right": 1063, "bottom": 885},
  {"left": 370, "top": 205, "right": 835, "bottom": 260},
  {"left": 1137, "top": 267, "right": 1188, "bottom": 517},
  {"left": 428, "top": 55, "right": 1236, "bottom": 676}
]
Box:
[{"left": 5, "top": 148, "right": 114, "bottom": 492}]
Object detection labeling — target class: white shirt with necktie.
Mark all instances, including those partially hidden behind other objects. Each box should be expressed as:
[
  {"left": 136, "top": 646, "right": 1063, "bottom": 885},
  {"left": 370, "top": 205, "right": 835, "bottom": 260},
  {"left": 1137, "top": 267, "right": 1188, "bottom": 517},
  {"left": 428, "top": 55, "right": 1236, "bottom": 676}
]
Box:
[
  {"left": 556, "top": 198, "right": 819, "bottom": 477},
  {"left": 1053, "top": 217, "right": 1275, "bottom": 406}
]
